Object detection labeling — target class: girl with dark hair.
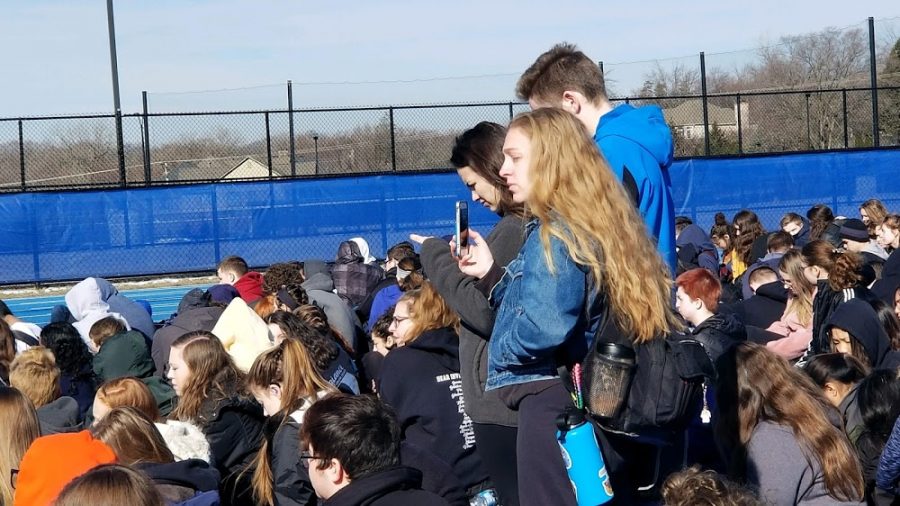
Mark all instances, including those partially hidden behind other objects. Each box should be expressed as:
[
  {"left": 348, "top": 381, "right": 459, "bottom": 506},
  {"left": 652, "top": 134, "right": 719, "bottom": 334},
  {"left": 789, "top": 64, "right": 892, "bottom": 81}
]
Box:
[
  {"left": 167, "top": 331, "right": 264, "bottom": 506},
  {"left": 39, "top": 321, "right": 98, "bottom": 418},
  {"left": 267, "top": 308, "right": 358, "bottom": 394},
  {"left": 715, "top": 342, "right": 864, "bottom": 504},
  {"left": 0, "top": 320, "right": 13, "bottom": 385},
  {"left": 855, "top": 371, "right": 900, "bottom": 504},
  {"left": 804, "top": 353, "right": 868, "bottom": 444},
  {"left": 808, "top": 204, "right": 842, "bottom": 248},
  {"left": 872, "top": 299, "right": 900, "bottom": 351},
  {"left": 801, "top": 240, "right": 876, "bottom": 361},
  {"left": 731, "top": 209, "right": 767, "bottom": 281},
  {"left": 825, "top": 299, "right": 900, "bottom": 371},
  {"left": 710, "top": 212, "right": 734, "bottom": 284},
  {"left": 246, "top": 339, "right": 335, "bottom": 506},
  {"left": 410, "top": 121, "right": 527, "bottom": 505}
]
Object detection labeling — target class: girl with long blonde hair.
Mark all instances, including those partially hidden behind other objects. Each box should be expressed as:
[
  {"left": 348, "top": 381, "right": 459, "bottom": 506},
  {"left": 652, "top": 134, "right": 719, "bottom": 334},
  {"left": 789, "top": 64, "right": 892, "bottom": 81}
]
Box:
[
  {"left": 246, "top": 339, "right": 335, "bottom": 506},
  {"left": 715, "top": 342, "right": 864, "bottom": 504},
  {"left": 380, "top": 282, "right": 490, "bottom": 498},
  {"left": 764, "top": 249, "right": 815, "bottom": 360},
  {"left": 0, "top": 387, "right": 40, "bottom": 506},
  {"left": 457, "top": 107, "right": 677, "bottom": 505}
]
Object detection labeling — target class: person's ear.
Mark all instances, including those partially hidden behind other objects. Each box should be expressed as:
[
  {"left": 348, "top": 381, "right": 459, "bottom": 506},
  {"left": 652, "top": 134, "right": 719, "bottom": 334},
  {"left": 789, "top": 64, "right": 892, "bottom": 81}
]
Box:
[
  {"left": 268, "top": 384, "right": 282, "bottom": 400},
  {"left": 325, "top": 458, "right": 345, "bottom": 485},
  {"left": 561, "top": 91, "right": 582, "bottom": 114},
  {"left": 823, "top": 382, "right": 838, "bottom": 400}
]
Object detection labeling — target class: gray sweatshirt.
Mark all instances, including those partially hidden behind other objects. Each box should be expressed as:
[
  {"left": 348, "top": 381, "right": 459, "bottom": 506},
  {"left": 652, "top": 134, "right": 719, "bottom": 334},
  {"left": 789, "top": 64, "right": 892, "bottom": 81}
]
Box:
[
  {"left": 746, "top": 420, "right": 864, "bottom": 505},
  {"left": 420, "top": 214, "right": 525, "bottom": 426}
]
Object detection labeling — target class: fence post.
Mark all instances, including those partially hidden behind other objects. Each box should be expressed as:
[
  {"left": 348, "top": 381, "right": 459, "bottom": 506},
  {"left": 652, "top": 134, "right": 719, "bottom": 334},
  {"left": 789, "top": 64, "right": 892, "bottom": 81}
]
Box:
[
  {"left": 735, "top": 94, "right": 743, "bottom": 154},
  {"left": 287, "top": 80, "right": 297, "bottom": 176},
  {"left": 508, "top": 102, "right": 514, "bottom": 121},
  {"left": 265, "top": 112, "right": 273, "bottom": 179},
  {"left": 141, "top": 91, "right": 152, "bottom": 185},
  {"left": 805, "top": 93, "right": 812, "bottom": 149},
  {"left": 842, "top": 89, "right": 849, "bottom": 148},
  {"left": 700, "top": 52, "right": 710, "bottom": 156},
  {"left": 598, "top": 60, "right": 604, "bottom": 79},
  {"left": 389, "top": 107, "right": 397, "bottom": 171},
  {"left": 868, "top": 17, "right": 880, "bottom": 147},
  {"left": 18, "top": 120, "right": 26, "bottom": 191},
  {"left": 106, "top": 0, "right": 126, "bottom": 187}
]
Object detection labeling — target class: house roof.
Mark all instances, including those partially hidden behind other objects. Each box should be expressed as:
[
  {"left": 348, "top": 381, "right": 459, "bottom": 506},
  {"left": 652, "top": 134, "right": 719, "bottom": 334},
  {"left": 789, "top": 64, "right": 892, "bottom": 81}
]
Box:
[
  {"left": 164, "top": 155, "right": 283, "bottom": 181},
  {"left": 663, "top": 100, "right": 736, "bottom": 127}
]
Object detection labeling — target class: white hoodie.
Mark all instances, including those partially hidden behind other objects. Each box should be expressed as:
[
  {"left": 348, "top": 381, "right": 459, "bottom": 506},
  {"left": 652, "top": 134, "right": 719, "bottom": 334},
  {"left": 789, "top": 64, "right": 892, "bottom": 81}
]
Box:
[{"left": 65, "top": 277, "right": 130, "bottom": 350}]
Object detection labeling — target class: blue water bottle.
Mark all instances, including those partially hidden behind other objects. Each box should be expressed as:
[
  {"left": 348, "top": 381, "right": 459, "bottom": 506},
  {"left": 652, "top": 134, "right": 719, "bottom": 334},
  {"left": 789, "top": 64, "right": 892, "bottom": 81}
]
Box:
[{"left": 557, "top": 407, "right": 614, "bottom": 505}]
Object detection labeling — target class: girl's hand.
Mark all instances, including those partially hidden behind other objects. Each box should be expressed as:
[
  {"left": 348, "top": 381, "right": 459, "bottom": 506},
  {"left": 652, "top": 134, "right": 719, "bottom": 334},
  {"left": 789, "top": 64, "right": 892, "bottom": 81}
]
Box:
[{"left": 451, "top": 229, "right": 494, "bottom": 279}]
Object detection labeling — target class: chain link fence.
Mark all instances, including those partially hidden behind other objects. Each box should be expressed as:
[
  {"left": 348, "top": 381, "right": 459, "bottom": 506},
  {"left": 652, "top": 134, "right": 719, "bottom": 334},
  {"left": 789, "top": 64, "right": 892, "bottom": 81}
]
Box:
[{"left": 2, "top": 85, "right": 898, "bottom": 192}]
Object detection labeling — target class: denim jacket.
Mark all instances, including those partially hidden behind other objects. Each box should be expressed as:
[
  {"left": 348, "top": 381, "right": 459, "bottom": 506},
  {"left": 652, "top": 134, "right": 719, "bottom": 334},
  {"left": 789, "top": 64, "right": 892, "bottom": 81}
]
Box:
[{"left": 486, "top": 219, "right": 596, "bottom": 390}]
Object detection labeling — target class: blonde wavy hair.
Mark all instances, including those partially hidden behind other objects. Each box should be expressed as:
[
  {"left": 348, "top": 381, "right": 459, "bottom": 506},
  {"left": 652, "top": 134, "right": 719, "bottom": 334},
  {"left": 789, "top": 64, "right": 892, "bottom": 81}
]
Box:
[
  {"left": 397, "top": 282, "right": 460, "bottom": 344},
  {"left": 509, "top": 108, "right": 678, "bottom": 342}
]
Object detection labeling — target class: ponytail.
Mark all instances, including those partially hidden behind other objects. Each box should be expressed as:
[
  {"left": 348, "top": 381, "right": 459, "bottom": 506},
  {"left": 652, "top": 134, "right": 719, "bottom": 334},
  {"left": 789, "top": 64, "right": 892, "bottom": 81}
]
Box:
[{"left": 248, "top": 340, "right": 334, "bottom": 506}]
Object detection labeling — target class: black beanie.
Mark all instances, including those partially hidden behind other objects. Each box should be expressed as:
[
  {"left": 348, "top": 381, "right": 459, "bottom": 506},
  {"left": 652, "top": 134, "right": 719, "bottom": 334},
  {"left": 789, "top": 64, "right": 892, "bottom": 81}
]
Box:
[{"left": 840, "top": 218, "right": 869, "bottom": 242}]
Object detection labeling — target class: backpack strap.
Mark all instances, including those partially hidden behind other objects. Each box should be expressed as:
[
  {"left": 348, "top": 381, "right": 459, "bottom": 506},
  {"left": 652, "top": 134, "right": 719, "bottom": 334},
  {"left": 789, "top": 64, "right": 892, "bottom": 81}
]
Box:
[{"left": 12, "top": 330, "right": 39, "bottom": 347}]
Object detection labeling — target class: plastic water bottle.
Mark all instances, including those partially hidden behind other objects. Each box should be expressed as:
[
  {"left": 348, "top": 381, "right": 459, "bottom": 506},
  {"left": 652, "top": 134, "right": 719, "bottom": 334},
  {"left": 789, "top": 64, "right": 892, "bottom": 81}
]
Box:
[
  {"left": 557, "top": 409, "right": 614, "bottom": 505},
  {"left": 469, "top": 488, "right": 498, "bottom": 506}
]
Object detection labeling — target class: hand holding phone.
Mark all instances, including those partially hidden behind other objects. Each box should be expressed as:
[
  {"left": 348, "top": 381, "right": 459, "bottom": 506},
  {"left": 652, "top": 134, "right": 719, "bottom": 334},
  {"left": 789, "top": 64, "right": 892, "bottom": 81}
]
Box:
[{"left": 455, "top": 201, "right": 469, "bottom": 258}]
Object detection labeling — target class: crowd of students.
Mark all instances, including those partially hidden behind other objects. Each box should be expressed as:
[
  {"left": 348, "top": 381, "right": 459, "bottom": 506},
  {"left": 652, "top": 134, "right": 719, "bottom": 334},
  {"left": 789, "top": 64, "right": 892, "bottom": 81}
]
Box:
[{"left": 1, "top": 42, "right": 899, "bottom": 506}]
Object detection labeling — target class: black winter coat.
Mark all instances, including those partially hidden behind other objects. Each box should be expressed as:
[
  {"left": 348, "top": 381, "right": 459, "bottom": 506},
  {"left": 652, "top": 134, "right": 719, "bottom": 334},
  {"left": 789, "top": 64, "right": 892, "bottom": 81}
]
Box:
[
  {"left": 152, "top": 289, "right": 224, "bottom": 377},
  {"left": 265, "top": 413, "right": 316, "bottom": 506},
  {"left": 809, "top": 280, "right": 877, "bottom": 357},
  {"left": 323, "top": 466, "right": 450, "bottom": 506},
  {"left": 691, "top": 312, "right": 746, "bottom": 367},
  {"left": 197, "top": 393, "right": 265, "bottom": 506},
  {"left": 729, "top": 281, "right": 788, "bottom": 329}
]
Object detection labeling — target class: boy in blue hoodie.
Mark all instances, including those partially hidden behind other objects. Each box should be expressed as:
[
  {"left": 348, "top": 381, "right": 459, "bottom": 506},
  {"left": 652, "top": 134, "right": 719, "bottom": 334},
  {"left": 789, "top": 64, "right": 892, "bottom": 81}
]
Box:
[{"left": 517, "top": 43, "right": 677, "bottom": 273}]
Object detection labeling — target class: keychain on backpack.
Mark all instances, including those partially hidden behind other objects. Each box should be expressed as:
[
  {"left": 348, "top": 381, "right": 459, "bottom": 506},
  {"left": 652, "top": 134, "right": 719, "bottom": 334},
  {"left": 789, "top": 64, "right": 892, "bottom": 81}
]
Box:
[{"left": 557, "top": 364, "right": 614, "bottom": 505}]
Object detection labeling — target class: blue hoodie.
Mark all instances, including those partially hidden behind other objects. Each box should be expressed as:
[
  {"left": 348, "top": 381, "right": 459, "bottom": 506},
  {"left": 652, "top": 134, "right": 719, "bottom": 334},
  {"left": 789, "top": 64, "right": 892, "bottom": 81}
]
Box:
[{"left": 595, "top": 104, "right": 677, "bottom": 273}]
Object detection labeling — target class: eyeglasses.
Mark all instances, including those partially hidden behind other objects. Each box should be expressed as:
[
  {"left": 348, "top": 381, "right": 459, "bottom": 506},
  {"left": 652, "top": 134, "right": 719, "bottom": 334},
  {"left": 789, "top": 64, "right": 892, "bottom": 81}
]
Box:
[
  {"left": 299, "top": 452, "right": 322, "bottom": 470},
  {"left": 391, "top": 316, "right": 409, "bottom": 325},
  {"left": 10, "top": 468, "right": 18, "bottom": 489}
]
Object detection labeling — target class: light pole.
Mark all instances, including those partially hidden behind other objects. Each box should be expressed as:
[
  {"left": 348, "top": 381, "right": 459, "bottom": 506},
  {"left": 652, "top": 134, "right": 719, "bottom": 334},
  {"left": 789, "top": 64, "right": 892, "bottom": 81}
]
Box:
[
  {"left": 313, "top": 135, "right": 319, "bottom": 175},
  {"left": 106, "top": 0, "right": 126, "bottom": 185}
]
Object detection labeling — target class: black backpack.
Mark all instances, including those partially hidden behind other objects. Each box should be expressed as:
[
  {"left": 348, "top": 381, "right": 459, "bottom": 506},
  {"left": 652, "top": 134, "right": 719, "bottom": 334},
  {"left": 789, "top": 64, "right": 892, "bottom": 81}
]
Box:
[{"left": 581, "top": 302, "right": 714, "bottom": 445}]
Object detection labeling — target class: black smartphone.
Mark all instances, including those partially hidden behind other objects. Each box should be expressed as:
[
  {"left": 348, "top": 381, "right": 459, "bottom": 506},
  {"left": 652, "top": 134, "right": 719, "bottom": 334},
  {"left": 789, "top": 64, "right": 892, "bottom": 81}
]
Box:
[{"left": 455, "top": 201, "right": 469, "bottom": 257}]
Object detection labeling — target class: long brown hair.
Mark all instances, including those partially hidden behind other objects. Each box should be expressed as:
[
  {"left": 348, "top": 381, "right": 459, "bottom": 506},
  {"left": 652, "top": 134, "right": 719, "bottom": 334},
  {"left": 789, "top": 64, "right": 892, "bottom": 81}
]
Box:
[
  {"left": 397, "top": 282, "right": 460, "bottom": 343},
  {"left": 807, "top": 204, "right": 835, "bottom": 242},
  {"left": 508, "top": 108, "right": 678, "bottom": 342},
  {"left": 169, "top": 331, "right": 245, "bottom": 422},
  {"left": 801, "top": 240, "right": 861, "bottom": 291},
  {"left": 861, "top": 198, "right": 888, "bottom": 236},
  {"left": 0, "top": 387, "right": 40, "bottom": 506},
  {"left": 247, "top": 340, "right": 335, "bottom": 506},
  {"left": 91, "top": 406, "right": 175, "bottom": 465},
  {"left": 55, "top": 463, "right": 166, "bottom": 506},
  {"left": 715, "top": 342, "right": 864, "bottom": 502},
  {"left": 731, "top": 210, "right": 766, "bottom": 266},
  {"left": 95, "top": 377, "right": 160, "bottom": 422},
  {"left": 778, "top": 250, "right": 814, "bottom": 327},
  {"left": 0, "top": 319, "right": 15, "bottom": 383}
]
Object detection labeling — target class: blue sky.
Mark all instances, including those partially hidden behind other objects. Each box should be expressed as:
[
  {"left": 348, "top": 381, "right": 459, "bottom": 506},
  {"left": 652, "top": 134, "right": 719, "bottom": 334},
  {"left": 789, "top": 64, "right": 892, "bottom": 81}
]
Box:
[{"left": 0, "top": 1, "right": 897, "bottom": 116}]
